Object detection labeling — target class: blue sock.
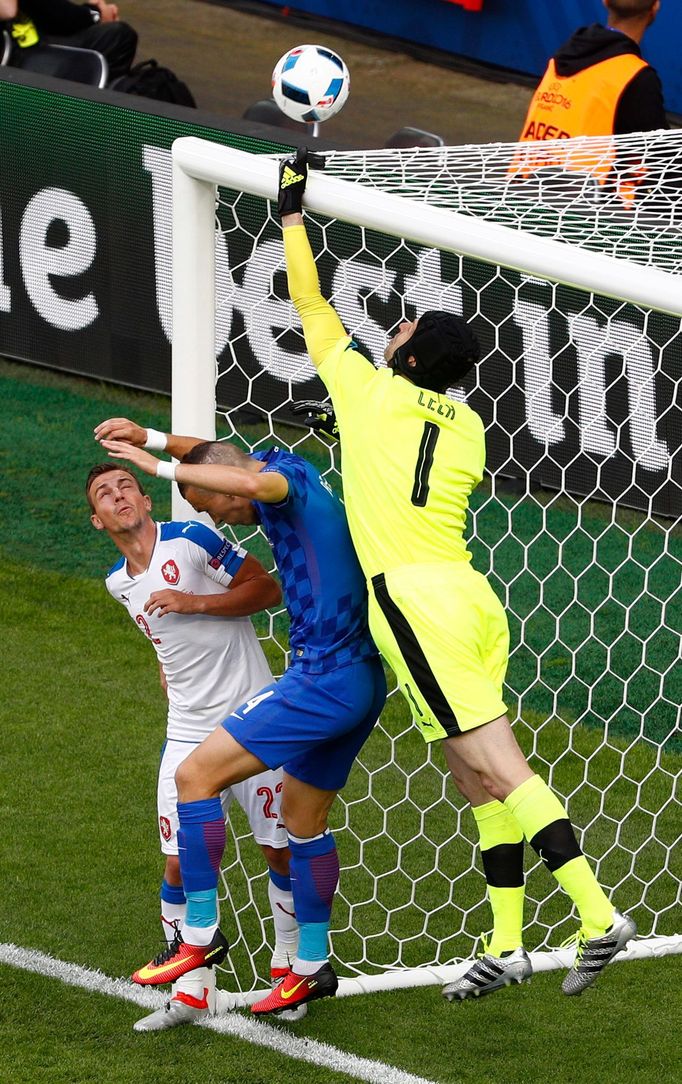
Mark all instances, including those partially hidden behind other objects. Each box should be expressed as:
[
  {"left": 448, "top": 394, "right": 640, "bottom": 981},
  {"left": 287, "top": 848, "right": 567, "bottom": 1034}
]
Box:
[
  {"left": 177, "top": 798, "right": 225, "bottom": 929},
  {"left": 297, "top": 920, "right": 330, "bottom": 963},
  {"left": 288, "top": 830, "right": 339, "bottom": 965},
  {"left": 160, "top": 879, "right": 186, "bottom": 905},
  {"left": 269, "top": 867, "right": 292, "bottom": 893}
]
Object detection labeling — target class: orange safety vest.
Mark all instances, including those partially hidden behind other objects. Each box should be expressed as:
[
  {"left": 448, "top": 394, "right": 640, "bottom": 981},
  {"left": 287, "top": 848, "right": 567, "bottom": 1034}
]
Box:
[
  {"left": 512, "top": 55, "right": 649, "bottom": 201},
  {"left": 519, "top": 55, "right": 649, "bottom": 142}
]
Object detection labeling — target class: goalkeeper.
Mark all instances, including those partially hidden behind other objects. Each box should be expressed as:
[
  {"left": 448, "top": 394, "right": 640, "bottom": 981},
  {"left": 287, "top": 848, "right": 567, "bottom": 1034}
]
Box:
[{"left": 278, "top": 148, "right": 636, "bottom": 1000}]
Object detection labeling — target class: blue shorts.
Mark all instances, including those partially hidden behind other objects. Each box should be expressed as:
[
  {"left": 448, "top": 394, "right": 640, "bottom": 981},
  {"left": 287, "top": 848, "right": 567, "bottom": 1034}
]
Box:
[{"left": 222, "top": 655, "right": 386, "bottom": 792}]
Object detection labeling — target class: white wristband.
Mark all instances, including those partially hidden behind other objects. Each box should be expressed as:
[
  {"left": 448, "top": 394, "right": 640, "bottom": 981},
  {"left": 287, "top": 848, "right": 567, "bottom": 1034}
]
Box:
[
  {"left": 156, "top": 460, "right": 177, "bottom": 482},
  {"left": 144, "top": 427, "right": 168, "bottom": 452}
]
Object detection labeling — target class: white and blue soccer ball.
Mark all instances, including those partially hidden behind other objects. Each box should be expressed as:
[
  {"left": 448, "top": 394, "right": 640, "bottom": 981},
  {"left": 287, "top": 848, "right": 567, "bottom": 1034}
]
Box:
[{"left": 272, "top": 44, "right": 350, "bottom": 124}]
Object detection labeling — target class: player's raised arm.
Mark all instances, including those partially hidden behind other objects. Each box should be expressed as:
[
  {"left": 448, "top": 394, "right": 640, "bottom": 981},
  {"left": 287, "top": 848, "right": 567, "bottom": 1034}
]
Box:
[
  {"left": 94, "top": 417, "right": 204, "bottom": 461},
  {"left": 279, "top": 148, "right": 348, "bottom": 370},
  {"left": 99, "top": 439, "right": 289, "bottom": 504}
]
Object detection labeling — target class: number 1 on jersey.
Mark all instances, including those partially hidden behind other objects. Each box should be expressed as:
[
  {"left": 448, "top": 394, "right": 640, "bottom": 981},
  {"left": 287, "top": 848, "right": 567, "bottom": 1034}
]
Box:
[{"left": 411, "top": 421, "right": 440, "bottom": 507}]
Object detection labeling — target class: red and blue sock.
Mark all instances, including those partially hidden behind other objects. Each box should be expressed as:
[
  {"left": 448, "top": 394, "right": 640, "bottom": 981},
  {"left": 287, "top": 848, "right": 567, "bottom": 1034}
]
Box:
[
  {"left": 288, "top": 829, "right": 339, "bottom": 975},
  {"left": 177, "top": 797, "right": 225, "bottom": 938}
]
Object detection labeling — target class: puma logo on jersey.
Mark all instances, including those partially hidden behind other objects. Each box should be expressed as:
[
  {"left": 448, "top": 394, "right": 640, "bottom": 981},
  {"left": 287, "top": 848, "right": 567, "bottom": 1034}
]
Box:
[{"left": 281, "top": 165, "right": 304, "bottom": 189}]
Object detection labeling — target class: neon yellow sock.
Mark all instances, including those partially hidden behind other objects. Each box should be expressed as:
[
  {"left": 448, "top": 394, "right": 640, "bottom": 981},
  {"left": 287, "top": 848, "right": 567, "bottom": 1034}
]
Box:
[
  {"left": 553, "top": 856, "right": 614, "bottom": 938},
  {"left": 505, "top": 776, "right": 613, "bottom": 937},
  {"left": 473, "top": 800, "right": 525, "bottom": 955},
  {"left": 504, "top": 775, "right": 567, "bottom": 838},
  {"left": 486, "top": 886, "right": 526, "bottom": 956}
]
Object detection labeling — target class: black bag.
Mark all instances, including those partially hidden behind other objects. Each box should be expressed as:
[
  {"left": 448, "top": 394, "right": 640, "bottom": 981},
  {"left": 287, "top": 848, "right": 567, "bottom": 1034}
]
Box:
[{"left": 112, "top": 59, "right": 196, "bottom": 107}]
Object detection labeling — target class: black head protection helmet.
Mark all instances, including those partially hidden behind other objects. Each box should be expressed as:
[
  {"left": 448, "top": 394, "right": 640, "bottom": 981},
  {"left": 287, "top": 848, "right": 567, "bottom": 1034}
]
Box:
[{"left": 391, "top": 310, "right": 480, "bottom": 392}]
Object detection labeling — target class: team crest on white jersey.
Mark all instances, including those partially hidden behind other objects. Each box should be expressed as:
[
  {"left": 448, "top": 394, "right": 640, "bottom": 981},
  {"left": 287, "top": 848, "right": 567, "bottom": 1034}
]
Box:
[
  {"left": 161, "top": 559, "right": 180, "bottom": 585},
  {"left": 106, "top": 521, "right": 271, "bottom": 741},
  {"left": 159, "top": 816, "right": 172, "bottom": 841}
]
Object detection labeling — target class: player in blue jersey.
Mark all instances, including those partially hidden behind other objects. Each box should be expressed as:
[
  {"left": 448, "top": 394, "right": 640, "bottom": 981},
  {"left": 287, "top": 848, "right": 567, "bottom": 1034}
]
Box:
[{"left": 96, "top": 417, "right": 386, "bottom": 1016}]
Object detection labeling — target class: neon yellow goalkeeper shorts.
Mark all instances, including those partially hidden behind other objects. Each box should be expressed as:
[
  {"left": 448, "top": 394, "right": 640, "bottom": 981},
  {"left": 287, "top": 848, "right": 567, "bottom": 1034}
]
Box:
[{"left": 368, "top": 562, "right": 509, "bottom": 742}]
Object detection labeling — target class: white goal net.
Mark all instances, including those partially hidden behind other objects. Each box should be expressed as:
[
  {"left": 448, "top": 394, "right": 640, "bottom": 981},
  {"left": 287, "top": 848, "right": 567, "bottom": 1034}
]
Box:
[{"left": 170, "top": 133, "right": 682, "bottom": 998}]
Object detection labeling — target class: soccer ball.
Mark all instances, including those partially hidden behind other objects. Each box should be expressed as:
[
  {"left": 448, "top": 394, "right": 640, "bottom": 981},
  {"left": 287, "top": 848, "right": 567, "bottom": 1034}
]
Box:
[{"left": 272, "top": 44, "right": 350, "bottom": 124}]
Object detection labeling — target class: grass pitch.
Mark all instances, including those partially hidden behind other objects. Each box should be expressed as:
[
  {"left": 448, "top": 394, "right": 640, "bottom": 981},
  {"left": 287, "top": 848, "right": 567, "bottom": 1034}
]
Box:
[{"left": 1, "top": 358, "right": 680, "bottom": 1084}]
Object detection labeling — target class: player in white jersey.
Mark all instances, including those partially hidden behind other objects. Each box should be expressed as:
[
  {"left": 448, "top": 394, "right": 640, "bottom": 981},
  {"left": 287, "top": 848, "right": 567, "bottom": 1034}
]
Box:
[{"left": 87, "top": 462, "right": 304, "bottom": 1029}]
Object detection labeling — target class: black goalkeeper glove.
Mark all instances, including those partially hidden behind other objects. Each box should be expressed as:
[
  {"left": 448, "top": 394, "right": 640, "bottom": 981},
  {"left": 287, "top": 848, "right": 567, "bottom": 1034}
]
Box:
[
  {"left": 277, "top": 147, "right": 325, "bottom": 217},
  {"left": 290, "top": 399, "right": 339, "bottom": 441}
]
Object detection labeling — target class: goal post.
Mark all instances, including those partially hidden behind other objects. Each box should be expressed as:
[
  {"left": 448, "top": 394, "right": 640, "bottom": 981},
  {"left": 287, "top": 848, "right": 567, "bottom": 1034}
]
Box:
[
  {"left": 171, "top": 155, "right": 217, "bottom": 444},
  {"left": 171, "top": 133, "right": 682, "bottom": 1001}
]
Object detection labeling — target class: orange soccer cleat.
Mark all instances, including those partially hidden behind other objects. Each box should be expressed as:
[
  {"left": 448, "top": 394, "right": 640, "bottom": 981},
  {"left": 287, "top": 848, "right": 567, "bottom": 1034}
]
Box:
[
  {"left": 251, "top": 962, "right": 338, "bottom": 1016},
  {"left": 132, "top": 927, "right": 229, "bottom": 986}
]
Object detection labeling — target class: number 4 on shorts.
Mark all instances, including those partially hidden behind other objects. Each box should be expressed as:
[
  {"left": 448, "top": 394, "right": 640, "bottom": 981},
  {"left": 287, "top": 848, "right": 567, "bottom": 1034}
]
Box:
[{"left": 242, "top": 690, "right": 275, "bottom": 714}]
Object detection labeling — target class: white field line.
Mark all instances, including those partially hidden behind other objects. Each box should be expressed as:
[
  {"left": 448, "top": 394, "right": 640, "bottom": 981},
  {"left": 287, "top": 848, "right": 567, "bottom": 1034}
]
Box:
[{"left": 0, "top": 943, "right": 442, "bottom": 1084}]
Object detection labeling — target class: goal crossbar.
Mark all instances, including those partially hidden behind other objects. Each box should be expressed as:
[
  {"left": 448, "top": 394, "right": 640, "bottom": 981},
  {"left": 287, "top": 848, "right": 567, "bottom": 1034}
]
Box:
[{"left": 173, "top": 136, "right": 682, "bottom": 324}]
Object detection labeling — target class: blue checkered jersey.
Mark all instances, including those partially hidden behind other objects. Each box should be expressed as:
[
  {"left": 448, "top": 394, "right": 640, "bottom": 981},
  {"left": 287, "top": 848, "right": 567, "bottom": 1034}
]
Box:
[{"left": 253, "top": 447, "right": 377, "bottom": 673}]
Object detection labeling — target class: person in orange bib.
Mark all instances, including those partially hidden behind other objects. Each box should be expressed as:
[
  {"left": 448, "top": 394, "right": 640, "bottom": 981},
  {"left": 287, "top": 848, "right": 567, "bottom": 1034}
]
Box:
[
  {"left": 519, "top": 0, "right": 665, "bottom": 142},
  {"left": 513, "top": 2, "right": 666, "bottom": 204}
]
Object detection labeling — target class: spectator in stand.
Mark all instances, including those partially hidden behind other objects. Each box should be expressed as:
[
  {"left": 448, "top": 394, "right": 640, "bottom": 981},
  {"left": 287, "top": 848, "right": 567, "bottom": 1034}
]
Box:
[
  {"left": 519, "top": 0, "right": 666, "bottom": 142},
  {"left": 1, "top": 0, "right": 137, "bottom": 81}
]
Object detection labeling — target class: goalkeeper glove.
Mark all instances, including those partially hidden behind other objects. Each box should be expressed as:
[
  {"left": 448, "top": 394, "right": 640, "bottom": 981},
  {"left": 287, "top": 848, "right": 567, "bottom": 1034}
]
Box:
[
  {"left": 290, "top": 399, "right": 339, "bottom": 441},
  {"left": 277, "top": 147, "right": 325, "bottom": 217}
]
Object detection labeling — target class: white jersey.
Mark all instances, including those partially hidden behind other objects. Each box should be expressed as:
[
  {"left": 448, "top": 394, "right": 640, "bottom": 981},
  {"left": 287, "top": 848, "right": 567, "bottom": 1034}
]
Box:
[{"left": 105, "top": 520, "right": 273, "bottom": 741}]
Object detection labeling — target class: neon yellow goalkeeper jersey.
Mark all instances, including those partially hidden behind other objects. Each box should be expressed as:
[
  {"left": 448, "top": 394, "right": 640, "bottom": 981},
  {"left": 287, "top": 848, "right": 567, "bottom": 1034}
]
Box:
[{"left": 284, "top": 224, "right": 485, "bottom": 579}]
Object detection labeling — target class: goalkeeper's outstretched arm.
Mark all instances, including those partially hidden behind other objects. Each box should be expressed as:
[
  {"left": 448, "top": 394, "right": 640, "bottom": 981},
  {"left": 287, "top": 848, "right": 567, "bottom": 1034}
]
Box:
[
  {"left": 278, "top": 149, "right": 348, "bottom": 371},
  {"left": 282, "top": 218, "right": 348, "bottom": 370}
]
